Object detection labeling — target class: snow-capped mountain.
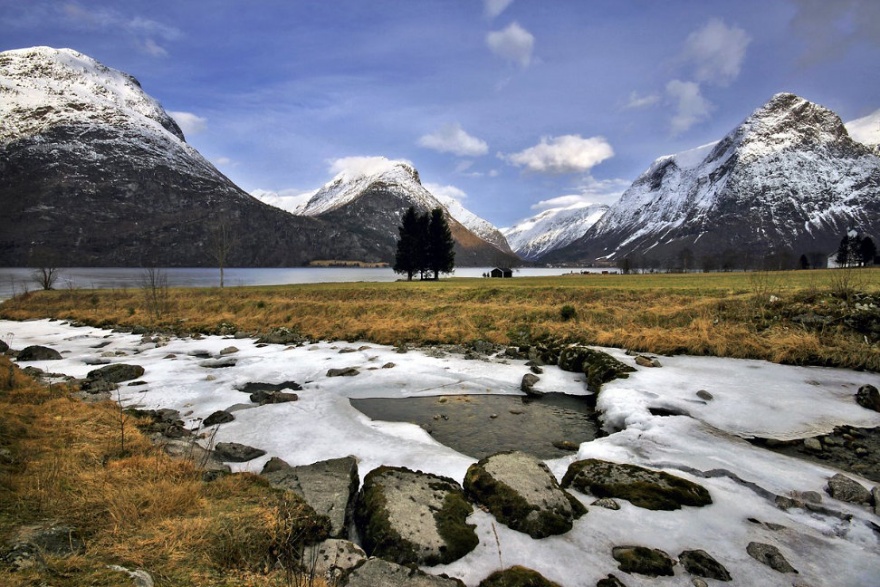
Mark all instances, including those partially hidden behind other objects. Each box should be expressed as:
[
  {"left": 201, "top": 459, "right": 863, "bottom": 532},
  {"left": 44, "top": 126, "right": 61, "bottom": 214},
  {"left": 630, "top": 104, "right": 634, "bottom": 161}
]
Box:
[
  {"left": 502, "top": 204, "right": 608, "bottom": 261},
  {"left": 299, "top": 157, "right": 518, "bottom": 265},
  {"left": 547, "top": 93, "right": 880, "bottom": 267},
  {"left": 433, "top": 194, "right": 514, "bottom": 255},
  {"left": 0, "top": 47, "right": 378, "bottom": 266}
]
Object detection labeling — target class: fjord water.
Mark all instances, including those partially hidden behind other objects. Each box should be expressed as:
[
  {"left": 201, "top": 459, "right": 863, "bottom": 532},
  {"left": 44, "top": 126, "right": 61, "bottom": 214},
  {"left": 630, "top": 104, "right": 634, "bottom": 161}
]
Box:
[{"left": 0, "top": 266, "right": 603, "bottom": 301}]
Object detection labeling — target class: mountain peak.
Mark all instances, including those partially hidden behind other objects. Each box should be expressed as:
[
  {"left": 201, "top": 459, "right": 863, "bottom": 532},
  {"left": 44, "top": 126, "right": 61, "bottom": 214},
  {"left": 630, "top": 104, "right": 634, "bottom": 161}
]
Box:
[{"left": 0, "top": 45, "right": 185, "bottom": 143}]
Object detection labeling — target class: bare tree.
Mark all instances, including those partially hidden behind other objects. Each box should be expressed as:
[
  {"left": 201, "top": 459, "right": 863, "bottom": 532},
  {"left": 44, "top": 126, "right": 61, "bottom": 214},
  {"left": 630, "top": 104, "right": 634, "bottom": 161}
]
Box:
[
  {"left": 208, "top": 217, "right": 237, "bottom": 288},
  {"left": 29, "top": 248, "right": 62, "bottom": 290},
  {"left": 140, "top": 266, "right": 169, "bottom": 321}
]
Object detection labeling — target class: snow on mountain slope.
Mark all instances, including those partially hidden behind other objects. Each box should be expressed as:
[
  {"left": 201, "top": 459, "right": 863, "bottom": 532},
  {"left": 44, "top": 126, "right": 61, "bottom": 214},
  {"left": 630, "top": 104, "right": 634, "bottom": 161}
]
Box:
[
  {"left": 549, "top": 93, "right": 880, "bottom": 265},
  {"left": 502, "top": 204, "right": 608, "bottom": 260},
  {"left": 434, "top": 193, "right": 513, "bottom": 254}
]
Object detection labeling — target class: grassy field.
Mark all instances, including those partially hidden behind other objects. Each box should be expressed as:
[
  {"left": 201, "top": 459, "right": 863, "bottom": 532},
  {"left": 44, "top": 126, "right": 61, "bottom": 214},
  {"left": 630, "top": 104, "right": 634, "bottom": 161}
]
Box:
[
  {"left": 0, "top": 356, "right": 329, "bottom": 586},
  {"left": 2, "top": 267, "right": 879, "bottom": 371}
]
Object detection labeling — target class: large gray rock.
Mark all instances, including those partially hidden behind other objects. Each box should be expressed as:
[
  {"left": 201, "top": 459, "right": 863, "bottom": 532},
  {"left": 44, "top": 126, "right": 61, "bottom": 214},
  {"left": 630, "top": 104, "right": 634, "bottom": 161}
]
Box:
[
  {"left": 262, "top": 456, "right": 359, "bottom": 539},
  {"left": 464, "top": 451, "right": 586, "bottom": 538},
  {"left": 202, "top": 410, "right": 234, "bottom": 427},
  {"left": 825, "top": 473, "right": 872, "bottom": 504},
  {"left": 341, "top": 557, "right": 464, "bottom": 587},
  {"left": 520, "top": 373, "right": 542, "bottom": 397},
  {"left": 152, "top": 435, "right": 231, "bottom": 475},
  {"left": 746, "top": 542, "right": 797, "bottom": 574},
  {"left": 557, "top": 346, "right": 635, "bottom": 393},
  {"left": 611, "top": 546, "right": 674, "bottom": 577},
  {"left": 17, "top": 345, "right": 62, "bottom": 361},
  {"left": 86, "top": 363, "right": 145, "bottom": 383},
  {"left": 562, "top": 459, "right": 712, "bottom": 511},
  {"left": 355, "top": 466, "right": 477, "bottom": 566}
]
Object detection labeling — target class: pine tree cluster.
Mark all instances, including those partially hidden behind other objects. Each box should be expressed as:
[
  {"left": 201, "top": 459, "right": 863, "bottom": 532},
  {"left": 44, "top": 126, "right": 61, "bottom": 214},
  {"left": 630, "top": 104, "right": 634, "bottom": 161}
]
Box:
[
  {"left": 835, "top": 232, "right": 877, "bottom": 267},
  {"left": 393, "top": 206, "right": 456, "bottom": 280}
]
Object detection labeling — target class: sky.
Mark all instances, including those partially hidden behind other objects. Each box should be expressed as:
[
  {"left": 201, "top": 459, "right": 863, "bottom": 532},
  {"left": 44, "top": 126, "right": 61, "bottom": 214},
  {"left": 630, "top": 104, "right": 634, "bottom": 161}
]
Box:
[{"left": 2, "top": 0, "right": 879, "bottom": 228}]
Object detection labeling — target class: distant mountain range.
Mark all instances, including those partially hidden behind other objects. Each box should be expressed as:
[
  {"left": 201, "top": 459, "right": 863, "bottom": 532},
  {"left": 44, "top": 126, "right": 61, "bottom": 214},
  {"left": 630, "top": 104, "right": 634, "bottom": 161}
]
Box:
[
  {"left": 2, "top": 47, "right": 878, "bottom": 271},
  {"left": 544, "top": 93, "right": 880, "bottom": 267}
]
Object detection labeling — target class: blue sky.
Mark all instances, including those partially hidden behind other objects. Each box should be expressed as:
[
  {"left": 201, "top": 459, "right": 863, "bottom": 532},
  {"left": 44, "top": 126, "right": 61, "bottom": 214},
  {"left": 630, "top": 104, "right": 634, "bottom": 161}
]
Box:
[{"left": 2, "top": 0, "right": 879, "bottom": 228}]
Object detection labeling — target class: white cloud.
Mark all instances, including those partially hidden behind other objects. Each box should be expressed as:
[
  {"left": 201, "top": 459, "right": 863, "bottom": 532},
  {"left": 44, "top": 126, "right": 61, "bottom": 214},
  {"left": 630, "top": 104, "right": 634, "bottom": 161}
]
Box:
[
  {"left": 666, "top": 80, "right": 713, "bottom": 135},
  {"left": 327, "top": 156, "right": 413, "bottom": 181},
  {"left": 251, "top": 188, "right": 316, "bottom": 215},
  {"left": 484, "top": 0, "right": 515, "bottom": 19},
  {"left": 168, "top": 111, "right": 207, "bottom": 135},
  {"left": 682, "top": 18, "right": 751, "bottom": 86},
  {"left": 502, "top": 135, "right": 614, "bottom": 174},
  {"left": 214, "top": 156, "right": 234, "bottom": 167},
  {"left": 418, "top": 123, "right": 489, "bottom": 157},
  {"left": 624, "top": 91, "right": 660, "bottom": 110},
  {"left": 486, "top": 22, "right": 534, "bottom": 68},
  {"left": 424, "top": 182, "right": 468, "bottom": 203},
  {"left": 60, "top": 2, "right": 180, "bottom": 57},
  {"left": 532, "top": 177, "right": 630, "bottom": 210}
]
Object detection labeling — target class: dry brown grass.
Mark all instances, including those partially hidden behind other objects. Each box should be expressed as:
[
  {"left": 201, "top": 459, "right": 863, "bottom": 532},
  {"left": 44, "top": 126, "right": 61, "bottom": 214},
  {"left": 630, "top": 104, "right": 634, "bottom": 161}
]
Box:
[
  {"left": 0, "top": 356, "right": 330, "bottom": 587},
  {"left": 2, "top": 268, "right": 879, "bottom": 370}
]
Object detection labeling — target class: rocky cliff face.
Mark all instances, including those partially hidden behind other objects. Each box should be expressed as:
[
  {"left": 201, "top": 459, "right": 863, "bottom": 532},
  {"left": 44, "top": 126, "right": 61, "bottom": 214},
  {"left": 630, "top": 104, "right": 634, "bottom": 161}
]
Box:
[
  {"left": 545, "top": 94, "right": 880, "bottom": 267},
  {"left": 299, "top": 157, "right": 519, "bottom": 266},
  {"left": 0, "top": 47, "right": 380, "bottom": 266}
]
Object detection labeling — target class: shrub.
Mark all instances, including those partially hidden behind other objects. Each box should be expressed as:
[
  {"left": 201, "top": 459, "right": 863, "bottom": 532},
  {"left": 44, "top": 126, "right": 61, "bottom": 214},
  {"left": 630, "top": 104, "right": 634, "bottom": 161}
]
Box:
[{"left": 560, "top": 305, "right": 577, "bottom": 322}]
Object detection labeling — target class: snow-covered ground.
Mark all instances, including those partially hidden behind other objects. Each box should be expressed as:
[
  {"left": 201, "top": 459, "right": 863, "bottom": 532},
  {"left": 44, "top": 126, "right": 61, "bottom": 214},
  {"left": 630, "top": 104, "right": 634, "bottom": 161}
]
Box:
[{"left": 3, "top": 319, "right": 879, "bottom": 586}]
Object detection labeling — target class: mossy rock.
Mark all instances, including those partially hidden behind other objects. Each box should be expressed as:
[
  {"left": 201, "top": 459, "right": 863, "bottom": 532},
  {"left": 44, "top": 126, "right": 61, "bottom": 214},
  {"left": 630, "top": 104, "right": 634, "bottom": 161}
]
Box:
[
  {"left": 86, "top": 362, "right": 145, "bottom": 383},
  {"left": 562, "top": 459, "right": 711, "bottom": 510},
  {"left": 464, "top": 451, "right": 586, "bottom": 539},
  {"left": 679, "top": 549, "right": 732, "bottom": 581},
  {"left": 611, "top": 546, "right": 674, "bottom": 577},
  {"left": 557, "top": 346, "right": 635, "bottom": 392},
  {"left": 354, "top": 466, "right": 477, "bottom": 566},
  {"left": 478, "top": 566, "right": 563, "bottom": 587}
]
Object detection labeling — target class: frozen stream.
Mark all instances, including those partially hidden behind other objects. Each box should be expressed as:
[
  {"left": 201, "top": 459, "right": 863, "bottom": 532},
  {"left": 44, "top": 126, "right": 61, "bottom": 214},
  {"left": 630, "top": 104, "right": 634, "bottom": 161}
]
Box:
[{"left": 2, "top": 319, "right": 880, "bottom": 586}]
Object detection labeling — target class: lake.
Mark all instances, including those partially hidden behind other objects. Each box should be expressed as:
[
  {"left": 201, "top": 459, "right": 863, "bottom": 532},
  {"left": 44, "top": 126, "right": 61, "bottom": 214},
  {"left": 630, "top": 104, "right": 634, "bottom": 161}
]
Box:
[{"left": 0, "top": 266, "right": 609, "bottom": 301}]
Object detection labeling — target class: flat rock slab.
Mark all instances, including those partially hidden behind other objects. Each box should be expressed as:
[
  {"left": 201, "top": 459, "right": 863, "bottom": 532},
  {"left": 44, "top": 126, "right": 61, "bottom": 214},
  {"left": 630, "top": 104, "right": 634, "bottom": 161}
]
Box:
[
  {"left": 202, "top": 410, "right": 234, "bottom": 427},
  {"left": 249, "top": 390, "right": 298, "bottom": 405},
  {"left": 262, "top": 456, "right": 359, "bottom": 539},
  {"left": 328, "top": 367, "right": 360, "bottom": 377},
  {"left": 303, "top": 539, "right": 366, "bottom": 582},
  {"left": 341, "top": 558, "right": 465, "bottom": 587},
  {"left": 477, "top": 566, "right": 562, "bottom": 587},
  {"left": 746, "top": 542, "right": 797, "bottom": 574},
  {"left": 213, "top": 442, "right": 266, "bottom": 462},
  {"left": 355, "top": 466, "right": 477, "bottom": 566},
  {"left": 557, "top": 346, "right": 635, "bottom": 392},
  {"left": 679, "top": 549, "right": 732, "bottom": 581},
  {"left": 464, "top": 451, "right": 586, "bottom": 538},
  {"left": 562, "top": 459, "right": 712, "bottom": 511},
  {"left": 152, "top": 435, "right": 230, "bottom": 474},
  {"left": 825, "top": 473, "right": 872, "bottom": 504}
]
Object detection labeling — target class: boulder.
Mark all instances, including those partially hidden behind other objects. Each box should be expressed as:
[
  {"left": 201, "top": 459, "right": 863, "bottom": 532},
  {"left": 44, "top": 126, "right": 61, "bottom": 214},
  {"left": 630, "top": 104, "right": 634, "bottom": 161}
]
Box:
[
  {"left": 219, "top": 346, "right": 239, "bottom": 355},
  {"left": 520, "top": 373, "right": 542, "bottom": 397},
  {"left": 745, "top": 542, "right": 797, "bottom": 574},
  {"left": 328, "top": 367, "right": 360, "bottom": 377},
  {"left": 464, "top": 451, "right": 586, "bottom": 539},
  {"left": 17, "top": 345, "right": 62, "bottom": 361},
  {"left": 0, "top": 339, "right": 9, "bottom": 353},
  {"left": 696, "top": 390, "right": 713, "bottom": 401},
  {"left": 153, "top": 435, "right": 230, "bottom": 474},
  {"left": 557, "top": 346, "right": 635, "bottom": 392},
  {"left": 855, "top": 384, "right": 880, "bottom": 412},
  {"left": 562, "top": 459, "right": 712, "bottom": 511},
  {"left": 678, "top": 549, "right": 731, "bottom": 581},
  {"left": 825, "top": 473, "right": 872, "bottom": 504},
  {"left": 262, "top": 456, "right": 359, "bottom": 539},
  {"left": 355, "top": 466, "right": 477, "bottom": 566},
  {"left": 634, "top": 355, "right": 661, "bottom": 368},
  {"left": 213, "top": 442, "right": 266, "bottom": 462},
  {"left": 303, "top": 539, "right": 366, "bottom": 583},
  {"left": 341, "top": 557, "right": 465, "bottom": 587},
  {"left": 478, "top": 566, "right": 562, "bottom": 587},
  {"left": 86, "top": 363, "right": 145, "bottom": 383},
  {"left": 202, "top": 410, "right": 234, "bottom": 427},
  {"left": 611, "top": 546, "right": 674, "bottom": 577}
]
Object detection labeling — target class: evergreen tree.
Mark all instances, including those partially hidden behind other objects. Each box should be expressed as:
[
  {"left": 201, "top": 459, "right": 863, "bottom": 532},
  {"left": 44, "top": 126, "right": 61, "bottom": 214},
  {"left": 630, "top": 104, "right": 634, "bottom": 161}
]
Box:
[
  {"left": 425, "top": 208, "right": 455, "bottom": 280},
  {"left": 835, "top": 234, "right": 851, "bottom": 267},
  {"left": 393, "top": 206, "right": 423, "bottom": 281},
  {"left": 860, "top": 236, "right": 877, "bottom": 266}
]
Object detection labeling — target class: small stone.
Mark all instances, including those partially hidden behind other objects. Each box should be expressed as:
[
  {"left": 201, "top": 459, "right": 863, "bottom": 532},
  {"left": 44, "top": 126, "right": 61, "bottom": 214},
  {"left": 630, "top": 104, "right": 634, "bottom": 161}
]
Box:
[
  {"left": 199, "top": 358, "right": 236, "bottom": 368},
  {"left": 521, "top": 373, "right": 542, "bottom": 397},
  {"left": 530, "top": 364, "right": 544, "bottom": 375},
  {"left": 635, "top": 355, "right": 661, "bottom": 368},
  {"left": 746, "top": 542, "right": 797, "bottom": 574},
  {"left": 596, "top": 575, "right": 627, "bottom": 587},
  {"left": 219, "top": 346, "right": 239, "bottom": 355},
  {"left": 855, "top": 447, "right": 869, "bottom": 457},
  {"left": 611, "top": 545, "right": 674, "bottom": 577},
  {"left": 382, "top": 362, "right": 396, "bottom": 369},
  {"left": 855, "top": 384, "right": 880, "bottom": 412},
  {"left": 327, "top": 367, "right": 359, "bottom": 377},
  {"left": 202, "top": 410, "right": 234, "bottom": 427},
  {"left": 214, "top": 442, "right": 266, "bottom": 462},
  {"left": 678, "top": 549, "right": 732, "bottom": 581},
  {"left": 696, "top": 390, "right": 713, "bottom": 401},
  {"left": 873, "top": 487, "right": 879, "bottom": 515},
  {"left": 826, "top": 473, "right": 872, "bottom": 504},
  {"left": 591, "top": 498, "right": 621, "bottom": 510},
  {"left": 803, "top": 438, "right": 823, "bottom": 452},
  {"left": 691, "top": 579, "right": 708, "bottom": 587}
]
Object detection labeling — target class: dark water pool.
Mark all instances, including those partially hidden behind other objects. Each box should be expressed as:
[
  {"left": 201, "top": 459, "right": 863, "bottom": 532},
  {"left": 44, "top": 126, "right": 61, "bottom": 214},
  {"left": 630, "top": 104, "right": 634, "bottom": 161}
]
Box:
[{"left": 350, "top": 393, "right": 598, "bottom": 459}]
